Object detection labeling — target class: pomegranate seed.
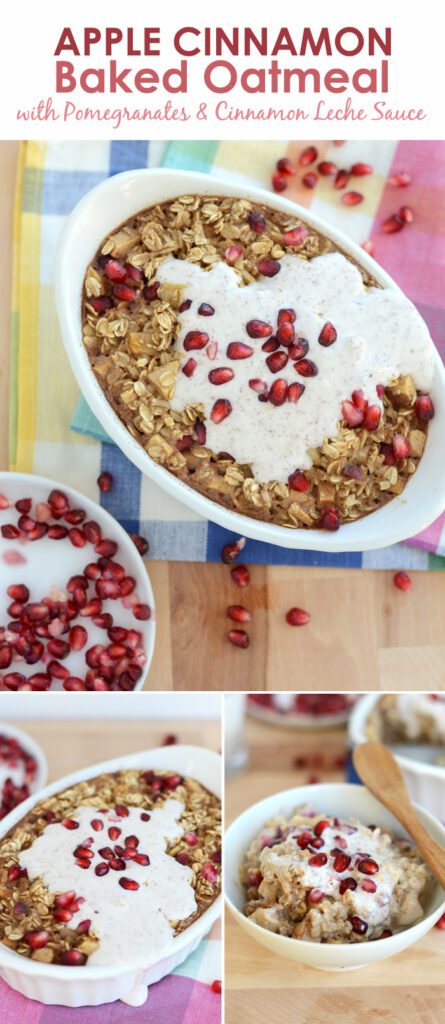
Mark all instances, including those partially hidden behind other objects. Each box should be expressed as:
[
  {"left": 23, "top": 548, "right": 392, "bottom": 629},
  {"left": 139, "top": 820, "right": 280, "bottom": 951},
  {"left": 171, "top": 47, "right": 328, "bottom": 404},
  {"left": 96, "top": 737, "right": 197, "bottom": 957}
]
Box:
[
  {"left": 287, "top": 381, "right": 305, "bottom": 403},
  {"left": 176, "top": 852, "right": 190, "bottom": 866},
  {"left": 302, "top": 172, "right": 318, "bottom": 189},
  {"left": 177, "top": 434, "right": 193, "bottom": 452},
  {"left": 208, "top": 367, "right": 234, "bottom": 385},
  {"left": 59, "top": 950, "right": 87, "bottom": 966},
  {"left": 299, "top": 146, "right": 318, "bottom": 166},
  {"left": 382, "top": 213, "right": 404, "bottom": 234},
  {"left": 308, "top": 853, "right": 327, "bottom": 867},
  {"left": 266, "top": 351, "right": 288, "bottom": 374},
  {"left": 268, "top": 379, "right": 288, "bottom": 406},
  {"left": 201, "top": 861, "right": 219, "bottom": 883},
  {"left": 272, "top": 172, "right": 288, "bottom": 192},
  {"left": 227, "top": 342, "right": 253, "bottom": 359},
  {"left": 394, "top": 570, "right": 412, "bottom": 592},
  {"left": 339, "top": 877, "right": 358, "bottom": 894},
  {"left": 231, "top": 564, "right": 250, "bottom": 588},
  {"left": 247, "top": 868, "right": 263, "bottom": 886},
  {"left": 7, "top": 584, "right": 29, "bottom": 603},
  {"left": 68, "top": 528, "right": 86, "bottom": 548},
  {"left": 334, "top": 169, "right": 350, "bottom": 189},
  {"left": 276, "top": 157, "right": 295, "bottom": 175},
  {"left": 297, "top": 832, "right": 313, "bottom": 849},
  {"left": 286, "top": 607, "right": 310, "bottom": 627},
  {"left": 3, "top": 673, "right": 27, "bottom": 691},
  {"left": 132, "top": 603, "right": 151, "bottom": 621},
  {"left": 210, "top": 399, "right": 232, "bottom": 424},
  {"left": 193, "top": 421, "right": 206, "bottom": 446},
  {"left": 380, "top": 929, "right": 393, "bottom": 938},
  {"left": 97, "top": 471, "right": 113, "bottom": 493},
  {"left": 248, "top": 210, "right": 266, "bottom": 233},
  {"left": 282, "top": 226, "right": 309, "bottom": 247},
  {"left": 248, "top": 378, "right": 268, "bottom": 396},
  {"left": 342, "top": 400, "right": 364, "bottom": 428},
  {"left": 258, "top": 259, "right": 281, "bottom": 277},
  {"left": 225, "top": 244, "right": 243, "bottom": 263},
  {"left": 91, "top": 819, "right": 104, "bottom": 832},
  {"left": 18, "top": 514, "right": 37, "bottom": 532},
  {"left": 104, "top": 259, "right": 127, "bottom": 282},
  {"left": 288, "top": 470, "right": 310, "bottom": 492},
  {"left": 183, "top": 331, "right": 209, "bottom": 352},
  {"left": 343, "top": 464, "right": 363, "bottom": 480},
  {"left": 182, "top": 357, "right": 197, "bottom": 379},
  {"left": 333, "top": 852, "right": 351, "bottom": 872},
  {"left": 63, "top": 677, "right": 86, "bottom": 691},
  {"left": 392, "top": 434, "right": 411, "bottom": 459},
  {"left": 322, "top": 507, "right": 341, "bottom": 531},
  {"left": 227, "top": 629, "right": 249, "bottom": 649},
  {"left": 246, "top": 319, "right": 273, "bottom": 339},
  {"left": 163, "top": 734, "right": 177, "bottom": 746},
  {"left": 388, "top": 171, "right": 411, "bottom": 187},
  {"left": 318, "top": 161, "right": 337, "bottom": 176},
  {"left": 119, "top": 877, "right": 139, "bottom": 891},
  {"left": 318, "top": 322, "right": 337, "bottom": 347},
  {"left": 113, "top": 283, "right": 136, "bottom": 302},
  {"left": 380, "top": 443, "right": 396, "bottom": 466},
  {"left": 399, "top": 205, "right": 414, "bottom": 224},
  {"left": 198, "top": 303, "right": 215, "bottom": 316},
  {"left": 55, "top": 891, "right": 76, "bottom": 909},
  {"left": 415, "top": 395, "right": 435, "bottom": 421},
  {"left": 47, "top": 639, "right": 70, "bottom": 659},
  {"left": 363, "top": 405, "right": 381, "bottom": 431},
  {"left": 0, "top": 493, "right": 10, "bottom": 509},
  {"left": 15, "top": 498, "right": 32, "bottom": 513},
  {"left": 357, "top": 857, "right": 379, "bottom": 875},
  {"left": 313, "top": 820, "right": 329, "bottom": 836},
  {"left": 361, "top": 879, "right": 377, "bottom": 893},
  {"left": 74, "top": 845, "right": 94, "bottom": 860},
  {"left": 352, "top": 389, "right": 368, "bottom": 412},
  {"left": 342, "top": 191, "right": 364, "bottom": 206},
  {"left": 350, "top": 915, "right": 368, "bottom": 935},
  {"left": 221, "top": 538, "right": 245, "bottom": 564},
  {"left": 1, "top": 524, "right": 20, "bottom": 539},
  {"left": 308, "top": 889, "right": 326, "bottom": 905},
  {"left": 7, "top": 865, "right": 27, "bottom": 882},
  {"left": 211, "top": 980, "right": 222, "bottom": 995},
  {"left": 24, "top": 930, "right": 50, "bottom": 950},
  {"left": 276, "top": 322, "right": 295, "bottom": 346},
  {"left": 91, "top": 295, "right": 113, "bottom": 315},
  {"left": 62, "top": 818, "right": 79, "bottom": 830},
  {"left": 130, "top": 533, "right": 149, "bottom": 556},
  {"left": 227, "top": 605, "right": 251, "bottom": 623},
  {"left": 435, "top": 914, "right": 445, "bottom": 931},
  {"left": 294, "top": 358, "right": 318, "bottom": 378},
  {"left": 69, "top": 625, "right": 88, "bottom": 651},
  {"left": 0, "top": 646, "right": 12, "bottom": 669},
  {"left": 142, "top": 282, "right": 161, "bottom": 305},
  {"left": 351, "top": 163, "right": 373, "bottom": 176},
  {"left": 262, "top": 338, "right": 279, "bottom": 353}
]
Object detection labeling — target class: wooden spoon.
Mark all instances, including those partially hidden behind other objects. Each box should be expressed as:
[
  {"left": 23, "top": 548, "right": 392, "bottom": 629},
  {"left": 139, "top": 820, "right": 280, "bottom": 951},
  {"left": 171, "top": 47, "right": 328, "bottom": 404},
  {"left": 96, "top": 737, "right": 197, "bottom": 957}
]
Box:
[{"left": 353, "top": 741, "right": 445, "bottom": 890}]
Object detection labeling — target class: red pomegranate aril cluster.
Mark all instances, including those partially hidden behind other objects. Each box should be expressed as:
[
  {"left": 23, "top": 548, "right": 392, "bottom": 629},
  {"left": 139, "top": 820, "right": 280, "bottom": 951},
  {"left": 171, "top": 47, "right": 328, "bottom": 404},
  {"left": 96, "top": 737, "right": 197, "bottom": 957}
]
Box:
[{"left": 0, "top": 733, "right": 37, "bottom": 819}]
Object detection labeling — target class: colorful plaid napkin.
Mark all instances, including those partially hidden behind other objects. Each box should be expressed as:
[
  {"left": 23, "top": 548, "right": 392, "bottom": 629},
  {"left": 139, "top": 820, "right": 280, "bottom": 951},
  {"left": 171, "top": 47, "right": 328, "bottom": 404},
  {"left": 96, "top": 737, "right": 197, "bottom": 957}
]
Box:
[
  {"left": 10, "top": 140, "right": 445, "bottom": 569},
  {"left": 0, "top": 929, "right": 221, "bottom": 1023}
]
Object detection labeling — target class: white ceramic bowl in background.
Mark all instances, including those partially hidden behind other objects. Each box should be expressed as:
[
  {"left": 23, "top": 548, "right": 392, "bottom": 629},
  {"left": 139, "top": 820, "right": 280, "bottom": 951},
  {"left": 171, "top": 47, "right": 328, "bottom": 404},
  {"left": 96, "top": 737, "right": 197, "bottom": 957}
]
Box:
[
  {"left": 55, "top": 167, "right": 445, "bottom": 553},
  {"left": 0, "top": 471, "right": 155, "bottom": 691},
  {"left": 0, "top": 720, "right": 48, "bottom": 808},
  {"left": 349, "top": 694, "right": 445, "bottom": 820},
  {"left": 225, "top": 782, "right": 445, "bottom": 972},
  {"left": 0, "top": 744, "right": 221, "bottom": 1006}
]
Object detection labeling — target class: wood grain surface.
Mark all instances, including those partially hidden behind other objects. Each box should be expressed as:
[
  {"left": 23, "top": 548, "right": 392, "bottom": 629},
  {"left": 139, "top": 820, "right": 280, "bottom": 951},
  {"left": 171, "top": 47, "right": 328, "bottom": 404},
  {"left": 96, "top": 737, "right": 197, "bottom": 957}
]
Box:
[
  {"left": 1, "top": 140, "right": 444, "bottom": 692},
  {"left": 225, "top": 713, "right": 445, "bottom": 1024}
]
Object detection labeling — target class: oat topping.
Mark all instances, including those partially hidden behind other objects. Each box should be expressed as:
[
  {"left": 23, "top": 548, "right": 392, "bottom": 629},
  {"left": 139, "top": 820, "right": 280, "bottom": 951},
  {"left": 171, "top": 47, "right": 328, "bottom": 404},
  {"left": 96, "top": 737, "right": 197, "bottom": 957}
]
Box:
[
  {"left": 0, "top": 769, "right": 221, "bottom": 966},
  {"left": 367, "top": 694, "right": 445, "bottom": 747},
  {"left": 82, "top": 195, "right": 434, "bottom": 530}
]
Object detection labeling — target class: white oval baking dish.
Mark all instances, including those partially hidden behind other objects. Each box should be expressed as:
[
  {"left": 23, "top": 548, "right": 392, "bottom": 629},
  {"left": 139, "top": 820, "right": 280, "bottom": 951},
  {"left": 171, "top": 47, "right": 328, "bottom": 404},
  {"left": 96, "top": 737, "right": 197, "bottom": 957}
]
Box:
[
  {"left": 55, "top": 167, "right": 445, "bottom": 552},
  {"left": 225, "top": 782, "right": 445, "bottom": 972},
  {"left": 349, "top": 694, "right": 445, "bottom": 820},
  {"left": 0, "top": 744, "right": 221, "bottom": 1006}
]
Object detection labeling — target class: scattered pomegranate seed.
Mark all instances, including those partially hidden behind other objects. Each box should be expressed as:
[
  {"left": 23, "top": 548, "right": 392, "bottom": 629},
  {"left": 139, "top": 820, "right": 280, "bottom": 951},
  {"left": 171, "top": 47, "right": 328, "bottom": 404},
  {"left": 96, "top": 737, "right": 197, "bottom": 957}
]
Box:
[
  {"left": 104, "top": 260, "right": 127, "bottom": 283},
  {"left": 435, "top": 913, "right": 445, "bottom": 930},
  {"left": 130, "top": 533, "right": 149, "bottom": 556},
  {"left": 388, "top": 171, "right": 411, "bottom": 187},
  {"left": 184, "top": 331, "right": 209, "bottom": 352},
  {"left": 228, "top": 629, "right": 249, "bottom": 649},
  {"left": 24, "top": 930, "right": 50, "bottom": 950},
  {"left": 97, "top": 471, "right": 113, "bottom": 493},
  {"left": 226, "top": 342, "right": 253, "bottom": 360},
  {"left": 339, "top": 877, "right": 357, "bottom": 894},
  {"left": 210, "top": 399, "right": 232, "bottom": 424},
  {"left": 308, "top": 853, "right": 327, "bottom": 867},
  {"left": 294, "top": 358, "right": 318, "bottom": 378},
  {"left": 399, "top": 205, "right": 414, "bottom": 224},
  {"left": 361, "top": 879, "right": 377, "bottom": 893},
  {"left": 272, "top": 172, "right": 288, "bottom": 192},
  {"left": 1, "top": 525, "right": 20, "bottom": 539},
  {"left": 182, "top": 357, "right": 197, "bottom": 378},
  {"left": 221, "top": 538, "right": 245, "bottom": 565},
  {"left": 113, "top": 283, "right": 137, "bottom": 302},
  {"left": 342, "top": 400, "right": 364, "bottom": 428},
  {"left": 350, "top": 915, "right": 368, "bottom": 935},
  {"left": 318, "top": 322, "right": 337, "bottom": 347},
  {"left": 299, "top": 146, "right": 318, "bottom": 166},
  {"left": 248, "top": 210, "right": 266, "bottom": 233},
  {"left": 350, "top": 163, "right": 373, "bottom": 176},
  {"left": 176, "top": 851, "right": 190, "bottom": 866},
  {"left": 227, "top": 605, "right": 251, "bottom": 623},
  {"left": 231, "top": 564, "right": 250, "bottom": 588},
  {"left": 363, "top": 405, "right": 381, "bottom": 431},
  {"left": 287, "top": 382, "right": 305, "bottom": 403},
  {"left": 393, "top": 570, "right": 412, "bottom": 592},
  {"left": 133, "top": 604, "right": 151, "bottom": 621},
  {"left": 268, "top": 379, "right": 288, "bottom": 406},
  {"left": 276, "top": 322, "right": 294, "bottom": 346},
  {"left": 288, "top": 470, "right": 310, "bottom": 492},
  {"left": 163, "top": 734, "right": 177, "bottom": 746},
  {"left": 0, "top": 494, "right": 10, "bottom": 510},
  {"left": 342, "top": 191, "right": 364, "bottom": 206},
  {"left": 302, "top": 172, "right": 317, "bottom": 189},
  {"left": 59, "top": 950, "right": 87, "bottom": 966},
  {"left": 333, "top": 852, "right": 352, "bottom": 872},
  {"left": 318, "top": 161, "right": 337, "bottom": 176},
  {"left": 248, "top": 378, "right": 268, "bottom": 396},
  {"left": 225, "top": 244, "right": 243, "bottom": 263},
  {"left": 257, "top": 259, "right": 281, "bottom": 277},
  {"left": 198, "top": 303, "right": 215, "bottom": 316},
  {"left": 266, "top": 351, "right": 288, "bottom": 374},
  {"left": 382, "top": 213, "right": 404, "bottom": 234},
  {"left": 322, "top": 507, "right": 341, "bottom": 531},
  {"left": 262, "top": 338, "right": 279, "bottom": 353},
  {"left": 6, "top": 584, "right": 29, "bottom": 603},
  {"left": 143, "top": 281, "right": 160, "bottom": 302},
  {"left": 415, "top": 395, "right": 435, "bottom": 421},
  {"left": 246, "top": 319, "right": 273, "bottom": 339},
  {"left": 286, "top": 608, "right": 310, "bottom": 627},
  {"left": 334, "top": 169, "right": 350, "bottom": 189},
  {"left": 119, "top": 877, "right": 139, "bottom": 891},
  {"left": 357, "top": 857, "right": 379, "bottom": 875},
  {"left": 208, "top": 367, "right": 234, "bottom": 385},
  {"left": 211, "top": 980, "right": 222, "bottom": 995},
  {"left": 282, "top": 226, "right": 309, "bottom": 247},
  {"left": 392, "top": 434, "right": 410, "bottom": 459}
]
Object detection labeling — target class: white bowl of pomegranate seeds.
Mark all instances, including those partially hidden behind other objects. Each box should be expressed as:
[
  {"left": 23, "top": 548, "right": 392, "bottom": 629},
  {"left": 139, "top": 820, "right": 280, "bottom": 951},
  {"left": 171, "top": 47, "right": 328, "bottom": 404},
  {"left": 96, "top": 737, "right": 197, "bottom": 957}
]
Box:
[
  {"left": 0, "top": 472, "right": 155, "bottom": 692},
  {"left": 225, "top": 783, "right": 445, "bottom": 971},
  {"left": 0, "top": 722, "right": 47, "bottom": 820},
  {"left": 350, "top": 694, "right": 445, "bottom": 821},
  {"left": 55, "top": 168, "right": 445, "bottom": 551},
  {"left": 0, "top": 744, "right": 221, "bottom": 1006}
]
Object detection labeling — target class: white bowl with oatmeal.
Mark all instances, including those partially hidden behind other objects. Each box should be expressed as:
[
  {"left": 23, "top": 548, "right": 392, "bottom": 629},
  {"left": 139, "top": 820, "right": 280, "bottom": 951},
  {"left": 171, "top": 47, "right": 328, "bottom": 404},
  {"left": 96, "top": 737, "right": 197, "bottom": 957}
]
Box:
[
  {"left": 225, "top": 783, "right": 445, "bottom": 971},
  {"left": 55, "top": 168, "right": 445, "bottom": 551},
  {"left": 0, "top": 744, "right": 221, "bottom": 1006},
  {"left": 349, "top": 694, "right": 445, "bottom": 820}
]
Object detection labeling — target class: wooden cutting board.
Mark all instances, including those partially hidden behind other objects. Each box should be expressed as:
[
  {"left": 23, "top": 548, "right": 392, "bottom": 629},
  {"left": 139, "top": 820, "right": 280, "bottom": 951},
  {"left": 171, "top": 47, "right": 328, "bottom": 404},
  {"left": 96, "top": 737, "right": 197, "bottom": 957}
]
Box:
[{"left": 225, "top": 715, "right": 445, "bottom": 1024}]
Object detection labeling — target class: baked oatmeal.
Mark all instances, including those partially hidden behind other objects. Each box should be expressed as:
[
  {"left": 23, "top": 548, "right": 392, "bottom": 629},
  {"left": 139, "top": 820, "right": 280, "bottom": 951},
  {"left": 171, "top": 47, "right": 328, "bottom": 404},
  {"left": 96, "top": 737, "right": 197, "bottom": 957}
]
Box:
[
  {"left": 0, "top": 768, "right": 221, "bottom": 966},
  {"left": 367, "top": 694, "right": 445, "bottom": 747},
  {"left": 82, "top": 195, "right": 436, "bottom": 531},
  {"left": 241, "top": 804, "right": 431, "bottom": 942}
]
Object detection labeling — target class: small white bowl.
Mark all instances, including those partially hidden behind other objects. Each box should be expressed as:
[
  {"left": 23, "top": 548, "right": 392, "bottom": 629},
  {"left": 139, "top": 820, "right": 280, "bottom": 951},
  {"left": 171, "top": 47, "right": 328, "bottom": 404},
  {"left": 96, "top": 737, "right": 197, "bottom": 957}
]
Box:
[
  {"left": 0, "top": 471, "right": 155, "bottom": 691},
  {"left": 349, "top": 694, "right": 445, "bottom": 820},
  {"left": 0, "top": 720, "right": 48, "bottom": 809},
  {"left": 225, "top": 782, "right": 445, "bottom": 972},
  {"left": 0, "top": 744, "right": 221, "bottom": 1006},
  {"left": 55, "top": 168, "right": 445, "bottom": 553}
]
